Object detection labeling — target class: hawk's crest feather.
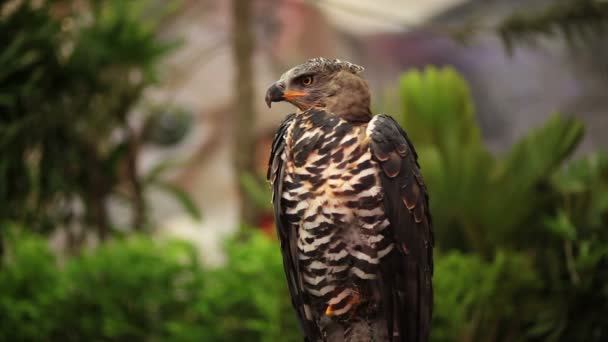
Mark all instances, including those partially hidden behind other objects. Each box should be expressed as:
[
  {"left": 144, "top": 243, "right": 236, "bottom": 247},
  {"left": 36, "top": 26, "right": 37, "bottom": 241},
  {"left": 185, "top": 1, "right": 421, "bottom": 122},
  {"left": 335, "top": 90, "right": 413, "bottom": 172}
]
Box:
[{"left": 288, "top": 57, "right": 364, "bottom": 78}]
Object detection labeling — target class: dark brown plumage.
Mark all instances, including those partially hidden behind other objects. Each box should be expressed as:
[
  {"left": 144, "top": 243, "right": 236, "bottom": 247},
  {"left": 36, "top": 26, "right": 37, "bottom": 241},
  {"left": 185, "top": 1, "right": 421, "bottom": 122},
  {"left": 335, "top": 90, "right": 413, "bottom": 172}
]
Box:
[{"left": 266, "top": 58, "right": 433, "bottom": 342}]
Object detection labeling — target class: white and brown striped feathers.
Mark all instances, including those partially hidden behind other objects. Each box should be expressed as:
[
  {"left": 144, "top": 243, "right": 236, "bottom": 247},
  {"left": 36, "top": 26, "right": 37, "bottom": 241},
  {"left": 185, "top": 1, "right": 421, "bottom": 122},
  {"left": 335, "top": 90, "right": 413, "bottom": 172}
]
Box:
[{"left": 268, "top": 110, "right": 433, "bottom": 342}]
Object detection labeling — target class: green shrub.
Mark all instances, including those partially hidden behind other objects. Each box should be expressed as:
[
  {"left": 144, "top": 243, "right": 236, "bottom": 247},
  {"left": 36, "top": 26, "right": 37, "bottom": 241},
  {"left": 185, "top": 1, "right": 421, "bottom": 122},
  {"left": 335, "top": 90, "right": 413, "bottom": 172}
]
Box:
[
  {"left": 199, "top": 230, "right": 300, "bottom": 342},
  {"left": 398, "top": 67, "right": 585, "bottom": 255},
  {"left": 433, "top": 251, "right": 541, "bottom": 342},
  {"left": 398, "top": 67, "right": 608, "bottom": 341},
  {"left": 0, "top": 0, "right": 195, "bottom": 239},
  {"left": 0, "top": 230, "right": 206, "bottom": 341},
  {"left": 0, "top": 229, "right": 299, "bottom": 341},
  {"left": 60, "top": 237, "right": 205, "bottom": 341},
  {"left": 531, "top": 153, "right": 608, "bottom": 341},
  {"left": 0, "top": 229, "right": 65, "bottom": 341}
]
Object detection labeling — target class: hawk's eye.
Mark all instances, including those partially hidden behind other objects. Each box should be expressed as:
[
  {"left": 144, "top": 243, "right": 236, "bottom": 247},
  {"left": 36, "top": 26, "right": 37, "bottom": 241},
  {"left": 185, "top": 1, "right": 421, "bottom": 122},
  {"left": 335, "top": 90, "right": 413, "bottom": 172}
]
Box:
[{"left": 301, "top": 76, "right": 313, "bottom": 86}]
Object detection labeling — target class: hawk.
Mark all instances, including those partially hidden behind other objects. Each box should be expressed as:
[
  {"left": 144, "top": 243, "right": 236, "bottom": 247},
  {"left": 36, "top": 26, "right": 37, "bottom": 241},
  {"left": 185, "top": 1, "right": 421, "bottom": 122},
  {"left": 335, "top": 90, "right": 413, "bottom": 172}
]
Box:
[{"left": 266, "top": 58, "right": 433, "bottom": 342}]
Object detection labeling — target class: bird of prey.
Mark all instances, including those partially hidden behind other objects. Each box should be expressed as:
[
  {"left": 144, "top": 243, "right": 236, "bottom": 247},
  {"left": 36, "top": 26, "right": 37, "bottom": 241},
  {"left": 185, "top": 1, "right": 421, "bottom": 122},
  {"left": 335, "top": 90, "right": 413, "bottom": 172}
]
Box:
[{"left": 266, "top": 58, "right": 433, "bottom": 342}]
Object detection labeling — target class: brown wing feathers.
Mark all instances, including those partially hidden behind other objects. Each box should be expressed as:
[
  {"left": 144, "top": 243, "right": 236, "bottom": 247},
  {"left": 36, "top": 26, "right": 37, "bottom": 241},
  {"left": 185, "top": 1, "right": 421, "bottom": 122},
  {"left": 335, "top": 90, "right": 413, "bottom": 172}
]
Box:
[{"left": 369, "top": 114, "right": 433, "bottom": 342}]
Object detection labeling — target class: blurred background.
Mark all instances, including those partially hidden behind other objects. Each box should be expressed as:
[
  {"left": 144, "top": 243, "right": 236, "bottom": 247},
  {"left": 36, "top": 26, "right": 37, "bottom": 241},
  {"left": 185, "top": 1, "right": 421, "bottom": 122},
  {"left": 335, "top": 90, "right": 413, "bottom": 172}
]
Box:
[{"left": 1, "top": 0, "right": 607, "bottom": 341}]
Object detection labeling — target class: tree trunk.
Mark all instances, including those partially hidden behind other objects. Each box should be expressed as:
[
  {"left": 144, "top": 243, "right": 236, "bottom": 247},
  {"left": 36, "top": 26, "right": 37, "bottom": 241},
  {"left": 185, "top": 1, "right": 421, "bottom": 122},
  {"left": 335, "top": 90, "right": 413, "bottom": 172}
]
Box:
[
  {"left": 126, "top": 126, "right": 145, "bottom": 231},
  {"left": 232, "top": 0, "right": 256, "bottom": 225}
]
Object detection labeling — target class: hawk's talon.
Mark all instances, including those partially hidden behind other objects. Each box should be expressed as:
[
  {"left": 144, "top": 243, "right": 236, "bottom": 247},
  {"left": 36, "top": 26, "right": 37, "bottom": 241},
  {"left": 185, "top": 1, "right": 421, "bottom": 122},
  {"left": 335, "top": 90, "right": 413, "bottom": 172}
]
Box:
[{"left": 325, "top": 291, "right": 361, "bottom": 317}]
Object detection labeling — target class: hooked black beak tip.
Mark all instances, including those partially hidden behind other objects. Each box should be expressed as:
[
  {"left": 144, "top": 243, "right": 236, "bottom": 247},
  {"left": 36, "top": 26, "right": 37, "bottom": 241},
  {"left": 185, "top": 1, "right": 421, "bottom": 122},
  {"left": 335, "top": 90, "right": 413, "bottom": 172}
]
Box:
[
  {"left": 265, "top": 83, "right": 284, "bottom": 108},
  {"left": 265, "top": 93, "right": 272, "bottom": 108}
]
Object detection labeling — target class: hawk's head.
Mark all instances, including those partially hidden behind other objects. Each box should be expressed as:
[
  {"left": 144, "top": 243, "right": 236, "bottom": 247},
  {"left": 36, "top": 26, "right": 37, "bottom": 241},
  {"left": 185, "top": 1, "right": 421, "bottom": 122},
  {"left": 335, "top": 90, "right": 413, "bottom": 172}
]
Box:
[{"left": 265, "top": 57, "right": 372, "bottom": 122}]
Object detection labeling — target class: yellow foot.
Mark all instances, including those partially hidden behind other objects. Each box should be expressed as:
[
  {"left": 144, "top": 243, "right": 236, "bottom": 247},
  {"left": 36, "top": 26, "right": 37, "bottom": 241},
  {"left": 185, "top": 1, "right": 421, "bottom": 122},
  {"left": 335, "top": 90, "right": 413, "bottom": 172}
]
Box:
[{"left": 325, "top": 291, "right": 361, "bottom": 317}]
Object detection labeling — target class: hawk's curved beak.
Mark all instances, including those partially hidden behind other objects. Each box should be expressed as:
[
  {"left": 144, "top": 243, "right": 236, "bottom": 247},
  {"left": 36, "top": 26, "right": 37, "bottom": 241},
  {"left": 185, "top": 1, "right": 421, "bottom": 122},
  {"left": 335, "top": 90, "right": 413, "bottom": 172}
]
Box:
[{"left": 265, "top": 82, "right": 284, "bottom": 108}]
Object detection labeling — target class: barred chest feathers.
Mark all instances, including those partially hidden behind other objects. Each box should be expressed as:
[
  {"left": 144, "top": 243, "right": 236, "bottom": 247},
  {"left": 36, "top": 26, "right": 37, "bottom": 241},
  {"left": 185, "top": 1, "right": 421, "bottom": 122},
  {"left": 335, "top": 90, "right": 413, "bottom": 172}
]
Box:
[{"left": 280, "top": 110, "right": 393, "bottom": 317}]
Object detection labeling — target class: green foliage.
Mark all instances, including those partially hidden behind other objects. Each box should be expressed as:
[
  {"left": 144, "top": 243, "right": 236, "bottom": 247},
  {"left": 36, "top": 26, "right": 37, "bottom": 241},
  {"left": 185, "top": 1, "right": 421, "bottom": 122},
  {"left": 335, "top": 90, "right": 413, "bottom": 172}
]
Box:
[
  {"left": 497, "top": 0, "right": 608, "bottom": 52},
  {"left": 399, "top": 66, "right": 584, "bottom": 255},
  {"left": 399, "top": 67, "right": 480, "bottom": 151},
  {"left": 397, "top": 66, "right": 608, "bottom": 341},
  {"left": 0, "top": 228, "right": 206, "bottom": 341},
  {"left": 240, "top": 172, "right": 273, "bottom": 212},
  {"left": 61, "top": 237, "right": 204, "bottom": 341},
  {"left": 454, "top": 0, "right": 608, "bottom": 53},
  {"left": 200, "top": 230, "right": 300, "bottom": 342},
  {"left": 550, "top": 153, "right": 608, "bottom": 237},
  {"left": 0, "top": 0, "right": 194, "bottom": 238},
  {"left": 433, "top": 251, "right": 541, "bottom": 342},
  {"left": 533, "top": 153, "right": 608, "bottom": 341},
  {"left": 0, "top": 228, "right": 64, "bottom": 341},
  {"left": 144, "top": 160, "right": 203, "bottom": 222},
  {"left": 0, "top": 228, "right": 299, "bottom": 341}
]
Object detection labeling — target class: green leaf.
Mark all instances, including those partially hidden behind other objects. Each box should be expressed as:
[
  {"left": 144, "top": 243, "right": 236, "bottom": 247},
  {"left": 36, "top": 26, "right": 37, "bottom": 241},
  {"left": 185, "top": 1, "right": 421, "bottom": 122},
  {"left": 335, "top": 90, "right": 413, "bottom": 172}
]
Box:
[
  {"left": 153, "top": 181, "right": 202, "bottom": 221},
  {"left": 239, "top": 172, "right": 272, "bottom": 211},
  {"left": 499, "top": 115, "right": 584, "bottom": 185},
  {"left": 143, "top": 159, "right": 181, "bottom": 184},
  {"left": 104, "top": 141, "right": 129, "bottom": 176},
  {"left": 399, "top": 66, "right": 479, "bottom": 151},
  {"left": 483, "top": 115, "right": 584, "bottom": 243},
  {"left": 543, "top": 210, "right": 577, "bottom": 241}
]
